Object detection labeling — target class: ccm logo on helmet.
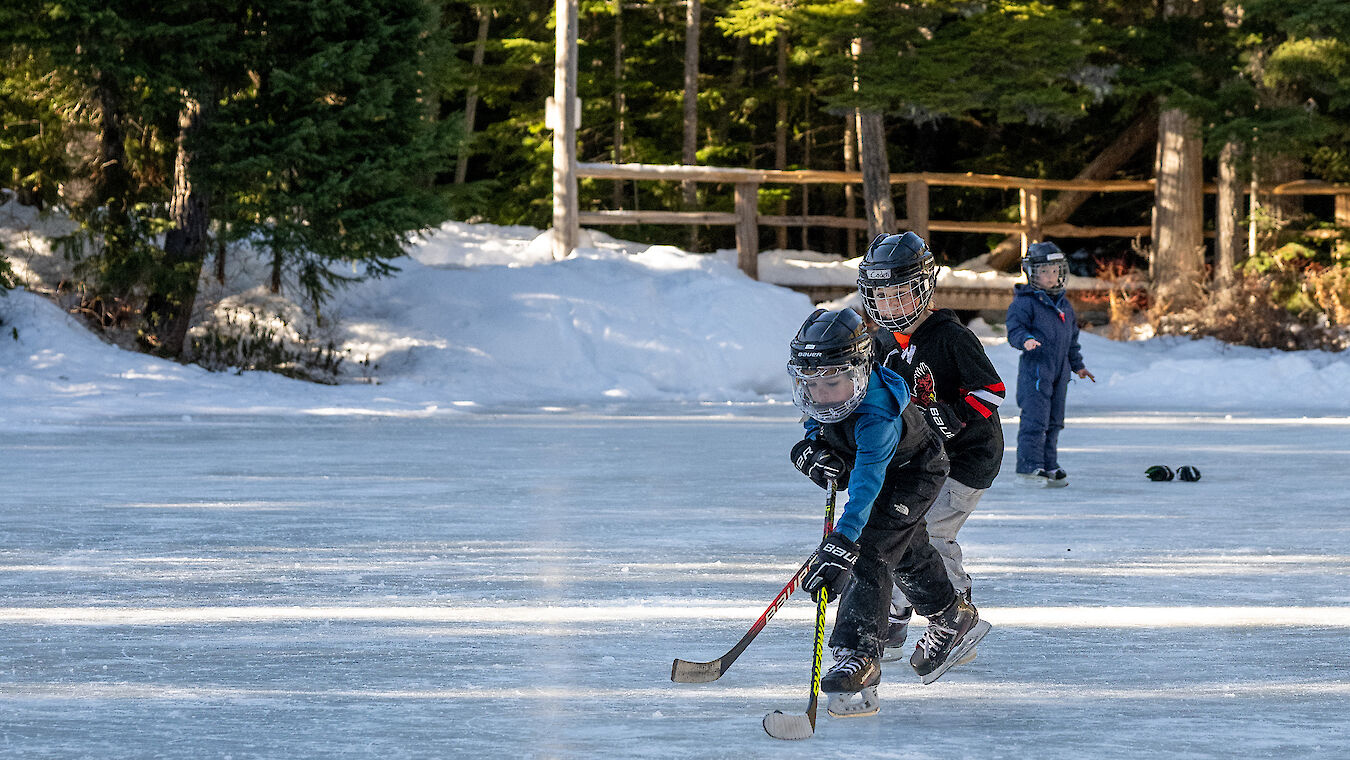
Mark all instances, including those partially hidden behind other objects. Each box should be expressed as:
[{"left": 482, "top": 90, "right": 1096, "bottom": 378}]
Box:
[{"left": 866, "top": 269, "right": 891, "bottom": 279}]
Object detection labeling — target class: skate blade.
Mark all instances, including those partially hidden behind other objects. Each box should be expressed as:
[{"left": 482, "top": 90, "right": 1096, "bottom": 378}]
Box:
[
  {"left": 919, "top": 619, "right": 992, "bottom": 685},
  {"left": 1015, "top": 476, "right": 1050, "bottom": 488},
  {"left": 880, "top": 647, "right": 908, "bottom": 663},
  {"left": 952, "top": 646, "right": 978, "bottom": 667},
  {"left": 762, "top": 709, "right": 814, "bottom": 740},
  {"left": 1046, "top": 478, "right": 1069, "bottom": 488},
  {"left": 826, "top": 686, "right": 879, "bottom": 718}
]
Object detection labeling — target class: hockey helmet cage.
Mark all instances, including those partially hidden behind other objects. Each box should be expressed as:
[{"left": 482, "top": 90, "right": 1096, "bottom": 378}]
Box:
[
  {"left": 1022, "top": 241, "right": 1068, "bottom": 296},
  {"left": 857, "top": 231, "right": 938, "bottom": 332}
]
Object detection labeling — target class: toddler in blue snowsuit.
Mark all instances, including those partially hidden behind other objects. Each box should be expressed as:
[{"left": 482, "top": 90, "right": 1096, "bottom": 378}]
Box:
[{"left": 1005, "top": 242, "right": 1095, "bottom": 486}]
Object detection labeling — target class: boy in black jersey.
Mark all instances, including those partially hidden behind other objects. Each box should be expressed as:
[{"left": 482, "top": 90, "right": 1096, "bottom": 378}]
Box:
[{"left": 856, "top": 232, "right": 1006, "bottom": 656}]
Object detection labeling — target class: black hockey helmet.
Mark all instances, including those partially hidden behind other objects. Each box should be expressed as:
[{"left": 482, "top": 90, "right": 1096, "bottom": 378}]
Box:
[
  {"left": 1022, "top": 241, "right": 1068, "bottom": 296},
  {"left": 787, "top": 308, "right": 873, "bottom": 423},
  {"left": 857, "top": 231, "right": 938, "bottom": 332}
]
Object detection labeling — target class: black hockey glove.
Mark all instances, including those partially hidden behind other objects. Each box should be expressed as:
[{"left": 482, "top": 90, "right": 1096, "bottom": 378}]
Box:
[
  {"left": 1177, "top": 465, "right": 1201, "bottom": 482},
  {"left": 1145, "top": 465, "right": 1174, "bottom": 482},
  {"left": 916, "top": 398, "right": 965, "bottom": 440},
  {"left": 803, "top": 532, "right": 859, "bottom": 600},
  {"left": 790, "top": 439, "right": 851, "bottom": 489}
]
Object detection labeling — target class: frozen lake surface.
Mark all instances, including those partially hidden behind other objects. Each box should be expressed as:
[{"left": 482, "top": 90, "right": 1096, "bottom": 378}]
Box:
[{"left": 3, "top": 409, "right": 1349, "bottom": 759}]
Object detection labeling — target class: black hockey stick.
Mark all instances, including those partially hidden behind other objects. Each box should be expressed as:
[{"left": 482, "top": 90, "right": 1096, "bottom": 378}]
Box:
[
  {"left": 763, "top": 480, "right": 837, "bottom": 740},
  {"left": 670, "top": 556, "right": 812, "bottom": 683}
]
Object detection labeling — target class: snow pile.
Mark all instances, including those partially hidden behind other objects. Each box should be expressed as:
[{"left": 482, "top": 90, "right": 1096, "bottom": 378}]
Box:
[{"left": 3, "top": 215, "right": 1350, "bottom": 423}]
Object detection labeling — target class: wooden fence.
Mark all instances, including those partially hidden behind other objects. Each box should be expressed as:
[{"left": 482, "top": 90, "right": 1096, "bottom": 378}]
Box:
[{"left": 575, "top": 162, "right": 1350, "bottom": 281}]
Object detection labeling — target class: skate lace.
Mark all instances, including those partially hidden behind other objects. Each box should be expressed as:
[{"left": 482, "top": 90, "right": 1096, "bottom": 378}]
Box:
[
  {"left": 916, "top": 622, "right": 958, "bottom": 658},
  {"left": 830, "top": 652, "right": 868, "bottom": 676}
]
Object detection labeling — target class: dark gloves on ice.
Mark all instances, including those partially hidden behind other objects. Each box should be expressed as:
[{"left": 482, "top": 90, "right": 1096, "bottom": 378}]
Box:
[
  {"left": 803, "top": 532, "right": 859, "bottom": 601},
  {"left": 790, "top": 439, "right": 850, "bottom": 489},
  {"left": 1145, "top": 465, "right": 1174, "bottom": 481},
  {"left": 1146, "top": 465, "right": 1202, "bottom": 482}
]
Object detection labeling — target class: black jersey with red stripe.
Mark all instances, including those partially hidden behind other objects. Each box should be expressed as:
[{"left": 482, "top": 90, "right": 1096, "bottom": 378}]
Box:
[{"left": 872, "top": 308, "right": 1005, "bottom": 489}]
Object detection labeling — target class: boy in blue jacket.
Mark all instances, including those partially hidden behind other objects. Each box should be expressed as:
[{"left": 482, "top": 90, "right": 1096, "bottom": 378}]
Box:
[
  {"left": 1005, "top": 241, "right": 1095, "bottom": 487},
  {"left": 788, "top": 308, "right": 991, "bottom": 714}
]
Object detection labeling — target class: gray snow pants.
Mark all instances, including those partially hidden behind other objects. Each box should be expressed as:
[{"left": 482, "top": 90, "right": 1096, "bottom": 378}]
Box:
[{"left": 893, "top": 477, "right": 987, "bottom": 613}]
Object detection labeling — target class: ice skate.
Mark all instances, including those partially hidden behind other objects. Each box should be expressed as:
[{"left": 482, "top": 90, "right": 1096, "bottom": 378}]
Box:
[
  {"left": 910, "top": 595, "right": 991, "bottom": 685},
  {"left": 1046, "top": 468, "right": 1070, "bottom": 488},
  {"left": 821, "top": 649, "right": 881, "bottom": 718},
  {"left": 1016, "top": 469, "right": 1052, "bottom": 487},
  {"left": 949, "top": 589, "right": 978, "bottom": 666},
  {"left": 880, "top": 607, "right": 912, "bottom": 662}
]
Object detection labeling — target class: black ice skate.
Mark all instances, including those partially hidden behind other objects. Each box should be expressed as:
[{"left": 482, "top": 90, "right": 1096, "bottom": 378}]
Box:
[
  {"left": 909, "top": 595, "right": 991, "bottom": 685},
  {"left": 880, "top": 607, "right": 912, "bottom": 662},
  {"left": 821, "top": 649, "right": 880, "bottom": 718}
]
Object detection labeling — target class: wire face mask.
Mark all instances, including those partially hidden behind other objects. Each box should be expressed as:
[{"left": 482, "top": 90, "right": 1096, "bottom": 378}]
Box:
[
  {"left": 859, "top": 278, "right": 931, "bottom": 332},
  {"left": 1026, "top": 259, "right": 1068, "bottom": 294},
  {"left": 788, "top": 362, "right": 869, "bottom": 423}
]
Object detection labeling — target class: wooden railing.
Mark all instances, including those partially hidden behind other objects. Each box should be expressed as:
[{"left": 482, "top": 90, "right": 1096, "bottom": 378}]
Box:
[{"left": 576, "top": 162, "right": 1350, "bottom": 279}]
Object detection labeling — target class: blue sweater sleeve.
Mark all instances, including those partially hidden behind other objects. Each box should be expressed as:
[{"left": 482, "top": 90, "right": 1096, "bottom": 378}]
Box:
[
  {"left": 833, "top": 413, "right": 900, "bottom": 542},
  {"left": 1005, "top": 296, "right": 1034, "bottom": 352}
]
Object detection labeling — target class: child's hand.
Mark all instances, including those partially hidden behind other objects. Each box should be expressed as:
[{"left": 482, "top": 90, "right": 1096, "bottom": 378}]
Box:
[
  {"left": 1076, "top": 368, "right": 1096, "bottom": 382},
  {"left": 1022, "top": 338, "right": 1041, "bottom": 351}
]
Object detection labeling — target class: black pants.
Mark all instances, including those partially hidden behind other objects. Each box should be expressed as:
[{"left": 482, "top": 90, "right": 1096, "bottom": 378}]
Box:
[{"left": 828, "top": 444, "right": 955, "bottom": 658}]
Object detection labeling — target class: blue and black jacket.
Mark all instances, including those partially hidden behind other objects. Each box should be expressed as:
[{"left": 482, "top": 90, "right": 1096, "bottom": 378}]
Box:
[{"left": 803, "top": 365, "right": 948, "bottom": 542}]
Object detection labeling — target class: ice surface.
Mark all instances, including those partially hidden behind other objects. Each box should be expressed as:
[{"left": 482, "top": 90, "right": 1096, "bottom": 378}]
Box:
[{"left": 3, "top": 410, "right": 1349, "bottom": 758}]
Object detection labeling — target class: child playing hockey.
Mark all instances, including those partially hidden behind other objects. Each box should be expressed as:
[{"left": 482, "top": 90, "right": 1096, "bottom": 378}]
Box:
[
  {"left": 788, "top": 307, "right": 991, "bottom": 715},
  {"left": 856, "top": 232, "right": 1006, "bottom": 656},
  {"left": 1005, "top": 241, "right": 1095, "bottom": 487}
]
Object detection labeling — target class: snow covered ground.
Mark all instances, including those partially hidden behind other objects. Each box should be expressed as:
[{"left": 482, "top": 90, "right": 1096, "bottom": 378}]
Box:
[{"left": 3, "top": 213, "right": 1350, "bottom": 756}]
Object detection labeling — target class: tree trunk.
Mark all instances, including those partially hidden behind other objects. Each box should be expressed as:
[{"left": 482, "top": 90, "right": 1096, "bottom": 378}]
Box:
[
  {"left": 681, "top": 0, "right": 700, "bottom": 249},
  {"left": 454, "top": 6, "right": 491, "bottom": 185},
  {"left": 612, "top": 0, "right": 625, "bottom": 208},
  {"left": 1215, "top": 140, "right": 1245, "bottom": 285},
  {"left": 858, "top": 109, "right": 895, "bottom": 241},
  {"left": 843, "top": 114, "right": 857, "bottom": 257},
  {"left": 775, "top": 32, "right": 788, "bottom": 249},
  {"left": 92, "top": 74, "right": 131, "bottom": 215},
  {"left": 1151, "top": 105, "right": 1205, "bottom": 307},
  {"left": 986, "top": 108, "right": 1157, "bottom": 269},
  {"left": 149, "top": 92, "right": 213, "bottom": 357}
]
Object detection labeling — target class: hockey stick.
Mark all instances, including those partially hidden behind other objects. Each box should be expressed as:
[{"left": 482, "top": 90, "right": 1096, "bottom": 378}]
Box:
[
  {"left": 763, "top": 480, "right": 837, "bottom": 740},
  {"left": 670, "top": 556, "right": 812, "bottom": 683}
]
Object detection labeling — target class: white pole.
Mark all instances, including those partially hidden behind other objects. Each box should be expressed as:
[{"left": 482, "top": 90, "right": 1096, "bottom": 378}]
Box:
[{"left": 552, "top": 0, "right": 579, "bottom": 260}]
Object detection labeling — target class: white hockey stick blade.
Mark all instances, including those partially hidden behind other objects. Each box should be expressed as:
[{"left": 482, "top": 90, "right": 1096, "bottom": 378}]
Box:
[
  {"left": 762, "top": 710, "right": 815, "bottom": 740},
  {"left": 826, "top": 686, "right": 879, "bottom": 718},
  {"left": 919, "top": 619, "right": 991, "bottom": 685}
]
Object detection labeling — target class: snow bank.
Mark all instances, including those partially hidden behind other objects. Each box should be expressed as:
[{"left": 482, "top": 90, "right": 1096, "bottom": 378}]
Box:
[{"left": 3, "top": 217, "right": 1349, "bottom": 423}]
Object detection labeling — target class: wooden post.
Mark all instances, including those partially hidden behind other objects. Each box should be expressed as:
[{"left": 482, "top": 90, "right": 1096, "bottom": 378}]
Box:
[
  {"left": 734, "top": 182, "right": 759, "bottom": 279},
  {"left": 905, "top": 179, "right": 929, "bottom": 241},
  {"left": 1019, "top": 186, "right": 1042, "bottom": 255},
  {"left": 551, "top": 0, "right": 579, "bottom": 260},
  {"left": 1336, "top": 193, "right": 1350, "bottom": 227}
]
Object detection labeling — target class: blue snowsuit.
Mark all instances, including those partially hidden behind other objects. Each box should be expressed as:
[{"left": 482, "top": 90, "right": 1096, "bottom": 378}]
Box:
[
  {"left": 1005, "top": 284, "right": 1085, "bottom": 475},
  {"left": 802, "top": 365, "right": 953, "bottom": 656}
]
